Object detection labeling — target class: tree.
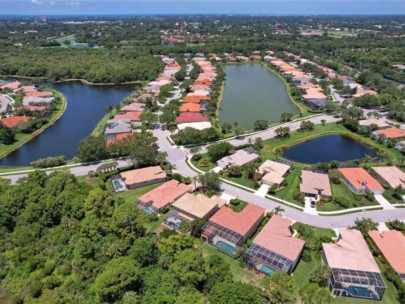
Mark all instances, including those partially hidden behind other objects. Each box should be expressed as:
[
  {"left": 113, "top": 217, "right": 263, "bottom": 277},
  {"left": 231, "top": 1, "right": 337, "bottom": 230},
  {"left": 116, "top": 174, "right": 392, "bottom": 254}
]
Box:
[
  {"left": 209, "top": 282, "right": 262, "bottom": 304},
  {"left": 340, "top": 85, "right": 353, "bottom": 97},
  {"left": 355, "top": 218, "right": 378, "bottom": 234},
  {"left": 198, "top": 172, "right": 221, "bottom": 196},
  {"left": 226, "top": 165, "right": 243, "bottom": 177},
  {"left": 254, "top": 119, "right": 268, "bottom": 131},
  {"left": 253, "top": 137, "right": 264, "bottom": 150},
  {"left": 261, "top": 272, "right": 296, "bottom": 304},
  {"left": 309, "top": 265, "right": 331, "bottom": 287},
  {"left": 105, "top": 104, "right": 114, "bottom": 114},
  {"left": 221, "top": 121, "right": 232, "bottom": 134},
  {"left": 77, "top": 136, "right": 108, "bottom": 162},
  {"left": 93, "top": 257, "right": 141, "bottom": 303},
  {"left": 280, "top": 112, "right": 294, "bottom": 122},
  {"left": 299, "top": 120, "right": 315, "bottom": 131},
  {"left": 275, "top": 126, "right": 290, "bottom": 138},
  {"left": 128, "top": 236, "right": 159, "bottom": 267},
  {"left": 299, "top": 284, "right": 333, "bottom": 304},
  {"left": 141, "top": 111, "right": 158, "bottom": 129},
  {"left": 129, "top": 132, "right": 160, "bottom": 167},
  {"left": 169, "top": 249, "right": 206, "bottom": 288},
  {"left": 393, "top": 186, "right": 405, "bottom": 200},
  {"left": 325, "top": 101, "right": 337, "bottom": 113},
  {"left": 207, "top": 142, "right": 233, "bottom": 162},
  {"left": 174, "top": 69, "right": 187, "bottom": 81},
  {"left": 234, "top": 126, "right": 244, "bottom": 138},
  {"left": 190, "top": 219, "right": 206, "bottom": 237},
  {"left": 321, "top": 119, "right": 326, "bottom": 126},
  {"left": 0, "top": 124, "right": 15, "bottom": 145}
]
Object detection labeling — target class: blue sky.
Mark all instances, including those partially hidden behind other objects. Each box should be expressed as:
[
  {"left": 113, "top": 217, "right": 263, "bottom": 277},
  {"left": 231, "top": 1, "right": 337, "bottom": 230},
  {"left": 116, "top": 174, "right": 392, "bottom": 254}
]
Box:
[{"left": 1, "top": 0, "right": 405, "bottom": 15}]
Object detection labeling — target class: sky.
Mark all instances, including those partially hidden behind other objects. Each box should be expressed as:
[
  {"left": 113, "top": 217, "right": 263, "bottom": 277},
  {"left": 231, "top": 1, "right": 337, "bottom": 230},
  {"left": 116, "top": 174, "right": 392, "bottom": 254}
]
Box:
[{"left": 1, "top": 0, "right": 405, "bottom": 16}]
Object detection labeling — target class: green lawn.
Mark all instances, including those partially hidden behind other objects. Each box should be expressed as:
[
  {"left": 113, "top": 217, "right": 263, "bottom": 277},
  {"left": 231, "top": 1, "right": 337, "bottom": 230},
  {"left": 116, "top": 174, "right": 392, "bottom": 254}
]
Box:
[
  {"left": 116, "top": 183, "right": 163, "bottom": 204},
  {"left": 273, "top": 165, "right": 305, "bottom": 207},
  {"left": 331, "top": 180, "right": 379, "bottom": 208},
  {"left": 229, "top": 198, "right": 248, "bottom": 212},
  {"left": 222, "top": 170, "right": 258, "bottom": 190},
  {"left": 293, "top": 251, "right": 321, "bottom": 287},
  {"left": 191, "top": 154, "right": 216, "bottom": 172}
]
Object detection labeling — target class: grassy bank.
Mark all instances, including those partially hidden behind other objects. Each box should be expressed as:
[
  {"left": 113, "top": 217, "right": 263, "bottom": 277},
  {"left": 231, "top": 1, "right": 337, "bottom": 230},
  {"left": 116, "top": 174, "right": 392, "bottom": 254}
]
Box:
[{"left": 0, "top": 89, "right": 67, "bottom": 161}]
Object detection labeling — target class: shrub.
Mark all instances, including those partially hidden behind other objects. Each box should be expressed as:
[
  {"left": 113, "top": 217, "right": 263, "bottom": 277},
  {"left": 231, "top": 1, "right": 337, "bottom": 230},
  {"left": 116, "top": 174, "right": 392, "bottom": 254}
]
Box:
[
  {"left": 30, "top": 281, "right": 43, "bottom": 298},
  {"left": 30, "top": 155, "right": 66, "bottom": 168},
  {"left": 198, "top": 160, "right": 209, "bottom": 167},
  {"left": 353, "top": 194, "right": 363, "bottom": 201},
  {"left": 334, "top": 196, "right": 352, "bottom": 208},
  {"left": 191, "top": 154, "right": 202, "bottom": 162},
  {"left": 293, "top": 191, "right": 304, "bottom": 203},
  {"left": 43, "top": 276, "right": 62, "bottom": 289},
  {"left": 301, "top": 250, "right": 312, "bottom": 262},
  {"left": 268, "top": 184, "right": 278, "bottom": 194},
  {"left": 230, "top": 199, "right": 240, "bottom": 206}
]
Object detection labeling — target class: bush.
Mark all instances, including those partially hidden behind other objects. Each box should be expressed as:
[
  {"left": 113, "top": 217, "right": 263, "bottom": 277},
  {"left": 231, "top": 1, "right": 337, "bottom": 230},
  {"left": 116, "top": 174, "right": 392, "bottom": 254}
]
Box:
[
  {"left": 30, "top": 155, "right": 66, "bottom": 168},
  {"left": 353, "top": 194, "right": 363, "bottom": 201},
  {"left": 198, "top": 160, "right": 209, "bottom": 167},
  {"left": 268, "top": 184, "right": 278, "bottom": 194},
  {"left": 301, "top": 250, "right": 312, "bottom": 262},
  {"left": 43, "top": 276, "right": 62, "bottom": 290},
  {"left": 334, "top": 196, "right": 352, "bottom": 208},
  {"left": 191, "top": 154, "right": 202, "bottom": 162},
  {"left": 30, "top": 281, "right": 43, "bottom": 298},
  {"left": 293, "top": 191, "right": 304, "bottom": 203},
  {"left": 230, "top": 199, "right": 240, "bottom": 206}
]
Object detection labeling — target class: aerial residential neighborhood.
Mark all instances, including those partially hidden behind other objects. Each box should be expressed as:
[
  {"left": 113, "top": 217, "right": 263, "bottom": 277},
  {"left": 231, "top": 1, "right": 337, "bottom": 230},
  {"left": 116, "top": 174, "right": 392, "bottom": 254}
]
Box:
[{"left": 0, "top": 5, "right": 405, "bottom": 304}]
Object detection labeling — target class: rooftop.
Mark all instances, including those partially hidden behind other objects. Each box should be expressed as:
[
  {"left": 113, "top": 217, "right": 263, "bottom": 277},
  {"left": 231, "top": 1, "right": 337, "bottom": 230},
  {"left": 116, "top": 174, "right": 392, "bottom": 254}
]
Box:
[
  {"left": 300, "top": 170, "right": 332, "bottom": 196},
  {"left": 1, "top": 116, "right": 30, "bottom": 128},
  {"left": 114, "top": 111, "right": 142, "bottom": 122},
  {"left": 368, "top": 230, "right": 405, "bottom": 274},
  {"left": 338, "top": 168, "right": 383, "bottom": 192},
  {"left": 258, "top": 160, "right": 291, "bottom": 186},
  {"left": 253, "top": 215, "right": 305, "bottom": 261},
  {"left": 176, "top": 112, "right": 208, "bottom": 124},
  {"left": 138, "top": 180, "right": 191, "bottom": 210},
  {"left": 183, "top": 95, "right": 210, "bottom": 104},
  {"left": 372, "top": 166, "right": 405, "bottom": 189},
  {"left": 322, "top": 229, "right": 380, "bottom": 273},
  {"left": 121, "top": 102, "right": 145, "bottom": 112},
  {"left": 208, "top": 203, "right": 265, "bottom": 237},
  {"left": 217, "top": 148, "right": 260, "bottom": 168},
  {"left": 375, "top": 127, "right": 405, "bottom": 139},
  {"left": 179, "top": 103, "right": 201, "bottom": 112},
  {"left": 172, "top": 193, "right": 225, "bottom": 219},
  {"left": 120, "top": 166, "right": 166, "bottom": 186},
  {"left": 358, "top": 118, "right": 389, "bottom": 129}
]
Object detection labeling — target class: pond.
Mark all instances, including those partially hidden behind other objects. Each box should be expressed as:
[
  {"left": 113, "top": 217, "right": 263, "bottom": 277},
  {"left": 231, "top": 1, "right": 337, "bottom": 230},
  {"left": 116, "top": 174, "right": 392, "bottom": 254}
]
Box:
[
  {"left": 0, "top": 82, "right": 135, "bottom": 167},
  {"left": 219, "top": 64, "right": 299, "bottom": 129},
  {"left": 282, "top": 134, "right": 377, "bottom": 164}
]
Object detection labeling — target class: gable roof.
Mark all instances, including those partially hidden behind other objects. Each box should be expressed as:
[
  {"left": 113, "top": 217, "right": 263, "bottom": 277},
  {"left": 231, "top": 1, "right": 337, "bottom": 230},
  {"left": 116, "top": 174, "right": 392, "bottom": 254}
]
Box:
[
  {"left": 208, "top": 204, "right": 265, "bottom": 237},
  {"left": 322, "top": 229, "right": 380, "bottom": 273},
  {"left": 300, "top": 170, "right": 332, "bottom": 196},
  {"left": 138, "top": 180, "right": 191, "bottom": 210},
  {"left": 258, "top": 160, "right": 291, "bottom": 185},
  {"left": 121, "top": 102, "right": 145, "bottom": 112},
  {"left": 25, "top": 91, "right": 53, "bottom": 98},
  {"left": 369, "top": 230, "right": 405, "bottom": 274},
  {"left": 338, "top": 168, "right": 383, "bottom": 192},
  {"left": 253, "top": 215, "right": 305, "bottom": 261},
  {"left": 217, "top": 149, "right": 260, "bottom": 168},
  {"left": 183, "top": 95, "right": 210, "bottom": 104},
  {"left": 172, "top": 193, "right": 225, "bottom": 219}
]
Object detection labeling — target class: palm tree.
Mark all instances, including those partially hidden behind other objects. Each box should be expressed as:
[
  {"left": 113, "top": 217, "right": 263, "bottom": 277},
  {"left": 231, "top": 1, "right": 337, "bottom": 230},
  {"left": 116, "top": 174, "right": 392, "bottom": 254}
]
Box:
[{"left": 273, "top": 206, "right": 285, "bottom": 215}]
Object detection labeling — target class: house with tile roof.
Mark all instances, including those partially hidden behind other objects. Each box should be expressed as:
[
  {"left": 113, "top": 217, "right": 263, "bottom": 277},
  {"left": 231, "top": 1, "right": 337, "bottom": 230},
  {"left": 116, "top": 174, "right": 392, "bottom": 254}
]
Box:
[
  {"left": 114, "top": 111, "right": 142, "bottom": 122},
  {"left": 258, "top": 160, "right": 291, "bottom": 186},
  {"left": 338, "top": 168, "right": 384, "bottom": 194},
  {"left": 201, "top": 204, "right": 265, "bottom": 255},
  {"left": 1, "top": 116, "right": 31, "bottom": 129},
  {"left": 104, "top": 119, "right": 133, "bottom": 140},
  {"left": 217, "top": 148, "right": 260, "bottom": 169},
  {"left": 322, "top": 229, "right": 386, "bottom": 300},
  {"left": 372, "top": 127, "right": 405, "bottom": 141},
  {"left": 136, "top": 180, "right": 191, "bottom": 215},
  {"left": 121, "top": 102, "right": 145, "bottom": 112},
  {"left": 245, "top": 215, "right": 305, "bottom": 275},
  {"left": 300, "top": 170, "right": 332, "bottom": 198},
  {"left": 176, "top": 112, "right": 208, "bottom": 124},
  {"left": 179, "top": 103, "right": 201, "bottom": 113},
  {"left": 369, "top": 230, "right": 405, "bottom": 283},
  {"left": 372, "top": 166, "right": 405, "bottom": 189},
  {"left": 119, "top": 166, "right": 167, "bottom": 189},
  {"left": 358, "top": 118, "right": 389, "bottom": 129}
]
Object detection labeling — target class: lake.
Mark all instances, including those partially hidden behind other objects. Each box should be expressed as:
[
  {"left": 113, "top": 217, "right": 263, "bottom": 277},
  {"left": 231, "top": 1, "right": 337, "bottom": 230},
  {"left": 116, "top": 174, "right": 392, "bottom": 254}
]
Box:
[
  {"left": 0, "top": 82, "right": 135, "bottom": 167},
  {"left": 219, "top": 64, "right": 299, "bottom": 129},
  {"left": 282, "top": 134, "right": 377, "bottom": 164}
]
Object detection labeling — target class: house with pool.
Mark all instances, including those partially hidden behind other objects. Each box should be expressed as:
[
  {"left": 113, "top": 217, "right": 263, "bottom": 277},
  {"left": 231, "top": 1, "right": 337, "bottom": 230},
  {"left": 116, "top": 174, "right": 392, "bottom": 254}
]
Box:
[
  {"left": 338, "top": 168, "right": 384, "bottom": 195},
  {"left": 201, "top": 204, "right": 265, "bottom": 255},
  {"left": 245, "top": 215, "right": 305, "bottom": 276},
  {"left": 136, "top": 180, "right": 192, "bottom": 215},
  {"left": 372, "top": 166, "right": 405, "bottom": 190},
  {"left": 164, "top": 193, "right": 225, "bottom": 230},
  {"left": 369, "top": 230, "right": 405, "bottom": 283},
  {"left": 116, "top": 166, "right": 167, "bottom": 190},
  {"left": 300, "top": 170, "right": 332, "bottom": 199},
  {"left": 322, "top": 229, "right": 386, "bottom": 300}
]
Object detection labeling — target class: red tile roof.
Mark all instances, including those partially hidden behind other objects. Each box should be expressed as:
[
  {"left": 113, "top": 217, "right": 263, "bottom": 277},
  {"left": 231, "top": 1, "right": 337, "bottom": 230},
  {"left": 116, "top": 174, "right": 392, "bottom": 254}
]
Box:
[
  {"left": 114, "top": 112, "right": 142, "bottom": 122},
  {"left": 106, "top": 132, "right": 134, "bottom": 147},
  {"left": 253, "top": 215, "right": 305, "bottom": 261},
  {"left": 338, "top": 168, "right": 384, "bottom": 192},
  {"left": 138, "top": 179, "right": 191, "bottom": 210},
  {"left": 183, "top": 95, "right": 210, "bottom": 104},
  {"left": 176, "top": 112, "right": 208, "bottom": 124},
  {"left": 179, "top": 103, "right": 201, "bottom": 112},
  {"left": 193, "top": 80, "right": 212, "bottom": 86},
  {"left": 375, "top": 128, "right": 405, "bottom": 139},
  {"left": 208, "top": 204, "right": 265, "bottom": 237},
  {"left": 25, "top": 91, "right": 53, "bottom": 98},
  {"left": 1, "top": 116, "right": 31, "bottom": 128}
]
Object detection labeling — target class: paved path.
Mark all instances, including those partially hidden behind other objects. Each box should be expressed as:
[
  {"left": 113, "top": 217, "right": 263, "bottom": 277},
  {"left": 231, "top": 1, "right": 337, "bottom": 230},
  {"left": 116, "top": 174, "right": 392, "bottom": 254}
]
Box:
[{"left": 375, "top": 194, "right": 396, "bottom": 210}]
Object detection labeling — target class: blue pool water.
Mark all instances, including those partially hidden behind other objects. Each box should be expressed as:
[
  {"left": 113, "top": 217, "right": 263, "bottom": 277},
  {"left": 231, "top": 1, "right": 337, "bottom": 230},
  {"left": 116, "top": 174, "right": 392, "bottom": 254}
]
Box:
[
  {"left": 347, "top": 286, "right": 377, "bottom": 299},
  {"left": 215, "top": 241, "right": 236, "bottom": 255},
  {"left": 259, "top": 265, "right": 277, "bottom": 276},
  {"left": 112, "top": 179, "right": 123, "bottom": 191},
  {"left": 143, "top": 207, "right": 154, "bottom": 216}
]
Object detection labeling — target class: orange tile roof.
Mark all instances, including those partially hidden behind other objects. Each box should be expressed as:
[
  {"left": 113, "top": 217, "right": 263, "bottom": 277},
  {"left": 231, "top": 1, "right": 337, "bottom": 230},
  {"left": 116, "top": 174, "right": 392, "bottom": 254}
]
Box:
[
  {"left": 1, "top": 81, "right": 21, "bottom": 91},
  {"left": 369, "top": 230, "right": 405, "bottom": 274},
  {"left": 179, "top": 103, "right": 201, "bottom": 112},
  {"left": 106, "top": 132, "right": 134, "bottom": 147},
  {"left": 193, "top": 80, "right": 212, "bottom": 86},
  {"left": 1, "top": 116, "right": 30, "bottom": 128},
  {"left": 138, "top": 179, "right": 191, "bottom": 210},
  {"left": 375, "top": 128, "right": 405, "bottom": 139},
  {"left": 183, "top": 95, "right": 210, "bottom": 104},
  {"left": 208, "top": 204, "right": 265, "bottom": 237},
  {"left": 114, "top": 112, "right": 142, "bottom": 122},
  {"left": 25, "top": 91, "right": 53, "bottom": 98},
  {"left": 338, "top": 168, "right": 384, "bottom": 192},
  {"left": 253, "top": 215, "right": 305, "bottom": 261}
]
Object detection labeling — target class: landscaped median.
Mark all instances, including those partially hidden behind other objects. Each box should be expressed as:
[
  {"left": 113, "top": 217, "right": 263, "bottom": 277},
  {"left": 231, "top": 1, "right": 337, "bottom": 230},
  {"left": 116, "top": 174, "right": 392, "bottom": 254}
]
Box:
[{"left": 0, "top": 89, "right": 67, "bottom": 161}]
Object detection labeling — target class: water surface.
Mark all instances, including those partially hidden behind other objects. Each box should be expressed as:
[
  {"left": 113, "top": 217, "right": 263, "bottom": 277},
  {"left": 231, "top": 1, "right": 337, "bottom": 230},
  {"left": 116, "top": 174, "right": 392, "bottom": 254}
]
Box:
[
  {"left": 282, "top": 134, "right": 377, "bottom": 164},
  {"left": 219, "top": 64, "right": 298, "bottom": 129},
  {"left": 0, "top": 82, "right": 134, "bottom": 166}
]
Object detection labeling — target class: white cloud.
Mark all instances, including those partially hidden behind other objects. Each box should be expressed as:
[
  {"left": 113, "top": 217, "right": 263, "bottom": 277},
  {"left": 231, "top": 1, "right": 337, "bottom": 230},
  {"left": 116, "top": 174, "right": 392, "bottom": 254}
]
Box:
[
  {"left": 31, "top": 0, "right": 43, "bottom": 4},
  {"left": 65, "top": 1, "right": 80, "bottom": 5}
]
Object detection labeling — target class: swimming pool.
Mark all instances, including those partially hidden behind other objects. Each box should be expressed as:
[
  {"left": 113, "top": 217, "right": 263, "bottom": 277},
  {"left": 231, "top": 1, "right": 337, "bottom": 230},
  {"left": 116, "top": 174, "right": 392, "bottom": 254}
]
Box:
[
  {"left": 143, "top": 207, "right": 154, "bottom": 216},
  {"left": 215, "top": 241, "right": 236, "bottom": 255},
  {"left": 259, "top": 264, "right": 277, "bottom": 276},
  {"left": 112, "top": 179, "right": 124, "bottom": 191},
  {"left": 347, "top": 286, "right": 378, "bottom": 299}
]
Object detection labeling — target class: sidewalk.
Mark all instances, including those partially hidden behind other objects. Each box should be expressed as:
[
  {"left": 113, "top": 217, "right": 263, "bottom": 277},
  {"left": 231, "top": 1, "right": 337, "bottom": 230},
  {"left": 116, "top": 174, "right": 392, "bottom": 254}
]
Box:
[{"left": 375, "top": 194, "right": 396, "bottom": 210}]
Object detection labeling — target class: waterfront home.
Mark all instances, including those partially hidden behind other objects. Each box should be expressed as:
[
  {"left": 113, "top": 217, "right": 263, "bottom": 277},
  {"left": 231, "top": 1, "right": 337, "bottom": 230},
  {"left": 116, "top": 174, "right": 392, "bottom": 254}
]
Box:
[
  {"left": 177, "top": 121, "right": 212, "bottom": 131},
  {"left": 24, "top": 105, "right": 46, "bottom": 112},
  {"left": 164, "top": 193, "right": 225, "bottom": 230},
  {"left": 193, "top": 79, "right": 213, "bottom": 87},
  {"left": 183, "top": 95, "right": 210, "bottom": 104},
  {"left": 106, "top": 133, "right": 134, "bottom": 147},
  {"left": 119, "top": 166, "right": 167, "bottom": 189},
  {"left": 1, "top": 116, "right": 31, "bottom": 129},
  {"left": 189, "top": 89, "right": 211, "bottom": 96},
  {"left": 201, "top": 204, "right": 265, "bottom": 255},
  {"left": 300, "top": 170, "right": 332, "bottom": 198},
  {"left": 179, "top": 103, "right": 201, "bottom": 113},
  {"left": 114, "top": 111, "right": 142, "bottom": 122},
  {"left": 372, "top": 166, "right": 405, "bottom": 189},
  {"left": 190, "top": 85, "right": 212, "bottom": 92},
  {"left": 104, "top": 119, "right": 132, "bottom": 140},
  {"left": 0, "top": 81, "right": 22, "bottom": 92},
  {"left": 338, "top": 168, "right": 384, "bottom": 194},
  {"left": 217, "top": 148, "right": 260, "bottom": 169},
  {"left": 322, "top": 229, "right": 386, "bottom": 300},
  {"left": 358, "top": 118, "right": 389, "bottom": 129},
  {"left": 136, "top": 179, "right": 192, "bottom": 215},
  {"left": 369, "top": 230, "right": 405, "bottom": 283},
  {"left": 302, "top": 88, "right": 328, "bottom": 109},
  {"left": 257, "top": 160, "right": 291, "bottom": 186},
  {"left": 121, "top": 102, "right": 145, "bottom": 112},
  {"left": 25, "top": 91, "right": 54, "bottom": 98},
  {"left": 23, "top": 96, "right": 55, "bottom": 106},
  {"left": 176, "top": 112, "right": 208, "bottom": 124},
  {"left": 18, "top": 85, "right": 37, "bottom": 94},
  {"left": 372, "top": 127, "right": 405, "bottom": 141},
  {"left": 245, "top": 215, "right": 305, "bottom": 275}
]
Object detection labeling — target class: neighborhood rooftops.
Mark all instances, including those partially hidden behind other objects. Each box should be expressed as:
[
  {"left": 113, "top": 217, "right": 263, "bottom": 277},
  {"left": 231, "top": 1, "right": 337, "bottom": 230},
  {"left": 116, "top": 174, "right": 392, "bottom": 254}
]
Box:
[
  {"left": 121, "top": 102, "right": 145, "bottom": 112},
  {"left": 258, "top": 160, "right": 291, "bottom": 186},
  {"left": 253, "top": 215, "right": 305, "bottom": 262},
  {"left": 322, "top": 229, "right": 380, "bottom": 273},
  {"left": 138, "top": 180, "right": 191, "bottom": 210},
  {"left": 208, "top": 204, "right": 265, "bottom": 237},
  {"left": 372, "top": 166, "right": 405, "bottom": 189},
  {"left": 368, "top": 230, "right": 405, "bottom": 275},
  {"left": 172, "top": 193, "right": 226, "bottom": 219},
  {"left": 183, "top": 95, "right": 210, "bottom": 104},
  {"left": 217, "top": 148, "right": 260, "bottom": 168},
  {"left": 120, "top": 166, "right": 166, "bottom": 187},
  {"left": 114, "top": 111, "right": 142, "bottom": 122},
  {"left": 300, "top": 170, "right": 332, "bottom": 197},
  {"left": 374, "top": 127, "right": 405, "bottom": 139},
  {"left": 338, "top": 167, "right": 384, "bottom": 193}
]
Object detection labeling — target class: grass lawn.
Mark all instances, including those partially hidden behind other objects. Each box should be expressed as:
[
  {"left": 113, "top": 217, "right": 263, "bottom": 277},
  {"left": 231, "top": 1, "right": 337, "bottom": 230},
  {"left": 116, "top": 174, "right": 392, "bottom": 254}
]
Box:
[
  {"left": 222, "top": 170, "right": 258, "bottom": 190},
  {"left": 229, "top": 198, "right": 248, "bottom": 212},
  {"left": 273, "top": 165, "right": 305, "bottom": 207},
  {"left": 331, "top": 180, "right": 379, "bottom": 208},
  {"left": 191, "top": 154, "right": 216, "bottom": 172},
  {"left": 116, "top": 183, "right": 163, "bottom": 204},
  {"left": 200, "top": 243, "right": 261, "bottom": 286},
  {"left": 144, "top": 212, "right": 168, "bottom": 234},
  {"left": 293, "top": 251, "right": 321, "bottom": 287},
  {"left": 317, "top": 202, "right": 343, "bottom": 212},
  {"left": 383, "top": 190, "right": 404, "bottom": 205}
]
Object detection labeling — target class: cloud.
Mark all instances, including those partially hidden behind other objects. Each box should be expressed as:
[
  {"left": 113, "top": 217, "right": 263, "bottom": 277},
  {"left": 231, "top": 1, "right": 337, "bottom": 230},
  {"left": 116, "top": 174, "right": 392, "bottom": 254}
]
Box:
[
  {"left": 65, "top": 1, "right": 80, "bottom": 5},
  {"left": 31, "top": 0, "right": 43, "bottom": 4}
]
